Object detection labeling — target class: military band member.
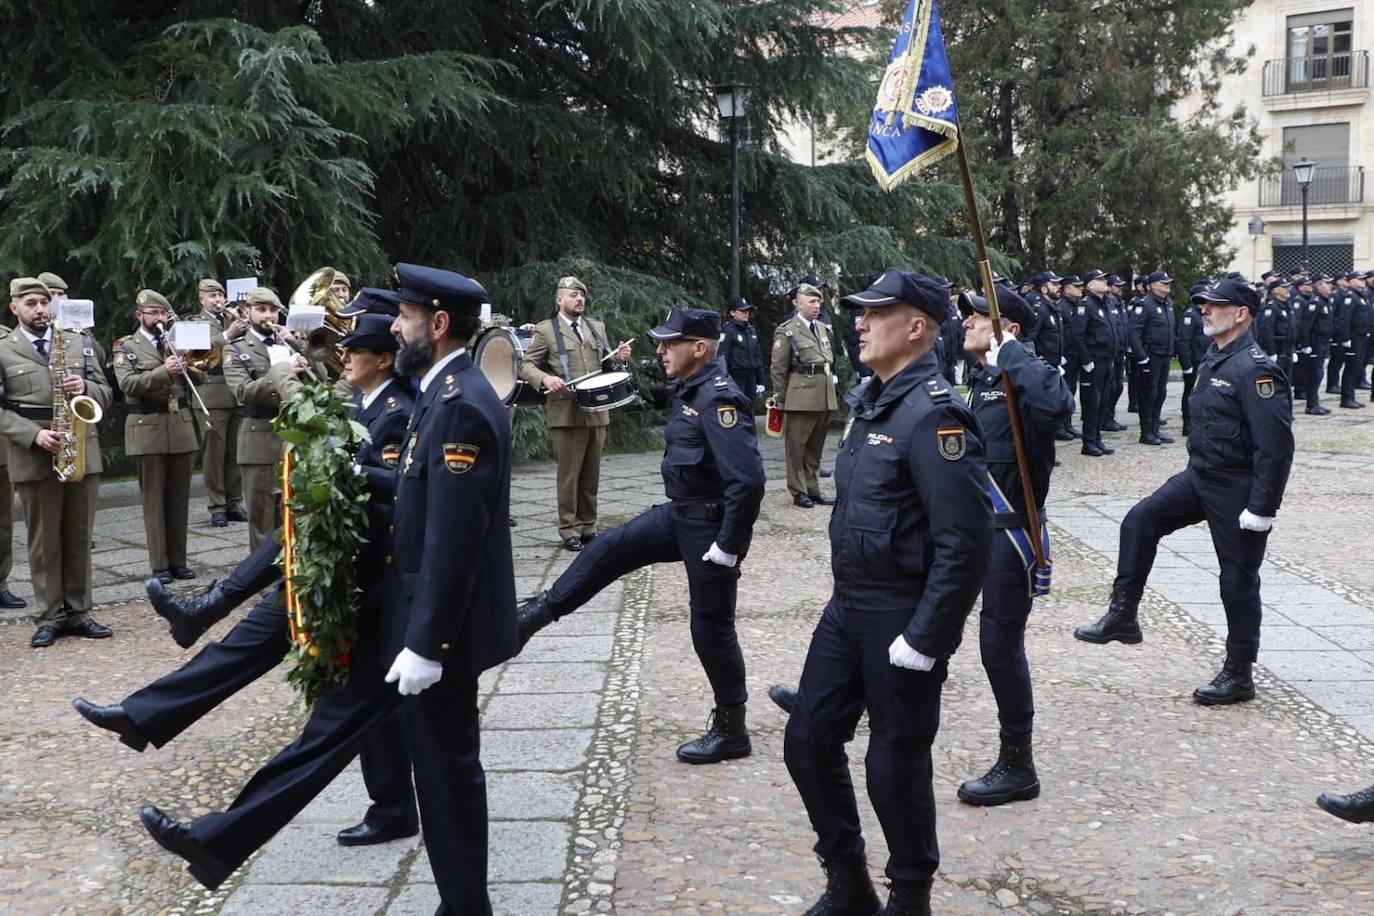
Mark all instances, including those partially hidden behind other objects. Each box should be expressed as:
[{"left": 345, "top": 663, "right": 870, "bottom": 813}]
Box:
[
  {"left": 1075, "top": 279, "right": 1293, "bottom": 705},
  {"left": 519, "top": 308, "right": 765, "bottom": 764},
  {"left": 772, "top": 282, "right": 838, "bottom": 508},
  {"left": 718, "top": 297, "right": 764, "bottom": 400},
  {"left": 330, "top": 271, "right": 351, "bottom": 304},
  {"left": 36, "top": 271, "right": 67, "bottom": 299},
  {"left": 518, "top": 276, "right": 632, "bottom": 550},
  {"left": 0, "top": 278, "right": 115, "bottom": 647},
  {"left": 193, "top": 279, "right": 247, "bottom": 526},
  {"left": 113, "top": 290, "right": 199, "bottom": 583},
  {"left": 222, "top": 287, "right": 291, "bottom": 550},
  {"left": 0, "top": 320, "right": 22, "bottom": 611}
]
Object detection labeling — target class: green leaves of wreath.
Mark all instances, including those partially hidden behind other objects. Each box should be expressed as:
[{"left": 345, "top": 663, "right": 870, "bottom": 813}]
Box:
[{"left": 274, "top": 381, "right": 371, "bottom": 706}]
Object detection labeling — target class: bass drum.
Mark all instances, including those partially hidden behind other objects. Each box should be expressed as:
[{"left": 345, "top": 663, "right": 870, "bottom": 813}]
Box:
[{"left": 473, "top": 326, "right": 540, "bottom": 407}]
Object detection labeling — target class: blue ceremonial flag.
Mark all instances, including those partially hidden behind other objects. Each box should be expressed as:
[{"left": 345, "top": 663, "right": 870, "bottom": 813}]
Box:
[{"left": 865, "top": 0, "right": 960, "bottom": 191}]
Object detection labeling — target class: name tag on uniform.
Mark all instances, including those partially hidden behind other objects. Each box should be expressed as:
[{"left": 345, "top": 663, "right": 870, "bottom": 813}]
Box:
[
  {"left": 866, "top": 432, "right": 893, "bottom": 446},
  {"left": 1210, "top": 377, "right": 1233, "bottom": 390},
  {"left": 681, "top": 404, "right": 699, "bottom": 416}
]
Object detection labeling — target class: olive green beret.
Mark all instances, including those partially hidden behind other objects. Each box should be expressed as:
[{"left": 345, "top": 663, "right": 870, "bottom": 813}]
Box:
[
  {"left": 198, "top": 278, "right": 225, "bottom": 294},
  {"left": 794, "top": 283, "right": 823, "bottom": 299},
  {"left": 557, "top": 276, "right": 588, "bottom": 294},
  {"left": 9, "top": 277, "right": 52, "bottom": 299},
  {"left": 36, "top": 271, "right": 67, "bottom": 292},
  {"left": 333, "top": 271, "right": 350, "bottom": 286},
  {"left": 244, "top": 287, "right": 283, "bottom": 308},
  {"left": 136, "top": 289, "right": 172, "bottom": 312}
]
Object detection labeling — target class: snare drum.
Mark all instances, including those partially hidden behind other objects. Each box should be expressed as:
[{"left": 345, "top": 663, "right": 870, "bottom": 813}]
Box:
[
  {"left": 570, "top": 370, "right": 638, "bottom": 412},
  {"left": 473, "top": 326, "right": 539, "bottom": 407}
]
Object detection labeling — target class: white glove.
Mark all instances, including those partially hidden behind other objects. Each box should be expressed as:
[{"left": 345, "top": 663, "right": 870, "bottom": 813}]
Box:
[
  {"left": 1181, "top": 367, "right": 1193, "bottom": 375},
  {"left": 986, "top": 336, "right": 1003, "bottom": 368},
  {"left": 702, "top": 542, "right": 738, "bottom": 568},
  {"left": 832, "top": 374, "right": 840, "bottom": 384},
  {"left": 1291, "top": 353, "right": 1299, "bottom": 363},
  {"left": 1057, "top": 366, "right": 1065, "bottom": 376},
  {"left": 1059, "top": 356, "right": 1067, "bottom": 366},
  {"left": 754, "top": 384, "right": 765, "bottom": 395},
  {"left": 1302, "top": 347, "right": 1313, "bottom": 355},
  {"left": 1238, "top": 509, "right": 1274, "bottom": 533},
  {"left": 1266, "top": 354, "right": 1276, "bottom": 361},
  {"left": 888, "top": 634, "right": 936, "bottom": 671},
  {"left": 1083, "top": 361, "right": 1095, "bottom": 373},
  {"left": 385, "top": 648, "right": 444, "bottom": 696},
  {"left": 1136, "top": 357, "right": 1150, "bottom": 366},
  {"left": 1343, "top": 340, "right": 1353, "bottom": 348}
]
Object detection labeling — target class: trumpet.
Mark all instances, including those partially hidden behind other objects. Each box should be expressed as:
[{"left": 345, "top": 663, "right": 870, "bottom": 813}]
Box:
[
  {"left": 162, "top": 314, "right": 222, "bottom": 373},
  {"left": 288, "top": 267, "right": 354, "bottom": 376},
  {"left": 268, "top": 322, "right": 328, "bottom": 384},
  {"left": 156, "top": 321, "right": 214, "bottom": 420}
]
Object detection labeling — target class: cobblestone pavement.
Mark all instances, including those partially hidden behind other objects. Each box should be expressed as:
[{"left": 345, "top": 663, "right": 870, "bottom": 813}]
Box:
[{"left": 5, "top": 379, "right": 1374, "bottom": 914}]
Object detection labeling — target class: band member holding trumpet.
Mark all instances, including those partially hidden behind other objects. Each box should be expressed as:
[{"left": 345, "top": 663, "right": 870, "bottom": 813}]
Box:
[
  {"left": 0, "top": 277, "right": 115, "bottom": 648},
  {"left": 194, "top": 279, "right": 247, "bottom": 527},
  {"left": 518, "top": 276, "right": 632, "bottom": 551},
  {"left": 113, "top": 290, "right": 200, "bottom": 584},
  {"left": 223, "top": 287, "right": 299, "bottom": 550}
]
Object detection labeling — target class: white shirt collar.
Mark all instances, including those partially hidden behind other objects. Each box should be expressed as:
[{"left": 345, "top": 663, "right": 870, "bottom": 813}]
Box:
[
  {"left": 559, "top": 311, "right": 582, "bottom": 331},
  {"left": 419, "top": 348, "right": 467, "bottom": 394},
  {"left": 360, "top": 377, "right": 395, "bottom": 412},
  {"left": 249, "top": 327, "right": 271, "bottom": 343},
  {"left": 140, "top": 327, "right": 160, "bottom": 344},
  {"left": 21, "top": 327, "right": 52, "bottom": 345}
]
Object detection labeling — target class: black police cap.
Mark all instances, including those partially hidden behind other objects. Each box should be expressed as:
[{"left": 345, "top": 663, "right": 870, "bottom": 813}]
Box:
[
  {"left": 1030, "top": 271, "right": 1061, "bottom": 286},
  {"left": 338, "top": 313, "right": 399, "bottom": 352},
  {"left": 839, "top": 268, "right": 949, "bottom": 323},
  {"left": 726, "top": 297, "right": 753, "bottom": 312},
  {"left": 394, "top": 263, "right": 488, "bottom": 315},
  {"left": 1191, "top": 278, "right": 1260, "bottom": 313},
  {"left": 338, "top": 287, "right": 401, "bottom": 318},
  {"left": 648, "top": 307, "right": 720, "bottom": 341},
  {"left": 1107, "top": 274, "right": 1125, "bottom": 286},
  {"left": 1146, "top": 270, "right": 1174, "bottom": 284},
  {"left": 958, "top": 287, "right": 1038, "bottom": 335},
  {"left": 1083, "top": 269, "right": 1107, "bottom": 282},
  {"left": 931, "top": 275, "right": 954, "bottom": 290},
  {"left": 1060, "top": 275, "right": 1084, "bottom": 287}
]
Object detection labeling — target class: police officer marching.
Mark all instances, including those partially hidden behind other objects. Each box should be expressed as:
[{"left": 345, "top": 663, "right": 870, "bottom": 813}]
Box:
[
  {"left": 1074, "top": 279, "right": 1293, "bottom": 705},
  {"left": 192, "top": 279, "right": 247, "bottom": 527},
  {"left": 113, "top": 289, "right": 199, "bottom": 584},
  {"left": 718, "top": 296, "right": 765, "bottom": 402},
  {"left": 772, "top": 282, "right": 838, "bottom": 507}
]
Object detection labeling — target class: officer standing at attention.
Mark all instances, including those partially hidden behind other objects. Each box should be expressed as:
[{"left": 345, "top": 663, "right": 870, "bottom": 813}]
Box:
[
  {"left": 1176, "top": 284, "right": 1210, "bottom": 436},
  {"left": 1257, "top": 276, "right": 1296, "bottom": 373},
  {"left": 0, "top": 317, "right": 23, "bottom": 611},
  {"left": 1070, "top": 271, "right": 1118, "bottom": 456},
  {"left": 192, "top": 279, "right": 248, "bottom": 527},
  {"left": 519, "top": 308, "right": 764, "bottom": 763},
  {"left": 1074, "top": 279, "right": 1293, "bottom": 705},
  {"left": 772, "top": 282, "right": 838, "bottom": 508},
  {"left": 1293, "top": 274, "right": 1333, "bottom": 413},
  {"left": 718, "top": 297, "right": 765, "bottom": 402},
  {"left": 517, "top": 276, "right": 632, "bottom": 551},
  {"left": 1326, "top": 273, "right": 1353, "bottom": 396},
  {"left": 114, "top": 290, "right": 200, "bottom": 584},
  {"left": 1100, "top": 274, "right": 1129, "bottom": 433},
  {"left": 782, "top": 269, "right": 991, "bottom": 916},
  {"left": 0, "top": 278, "right": 115, "bottom": 647},
  {"left": 1056, "top": 276, "right": 1086, "bottom": 441},
  {"left": 934, "top": 276, "right": 963, "bottom": 385},
  {"left": 1128, "top": 270, "right": 1177, "bottom": 445},
  {"left": 222, "top": 287, "right": 293, "bottom": 549},
  {"left": 1336, "top": 273, "right": 1370, "bottom": 409}
]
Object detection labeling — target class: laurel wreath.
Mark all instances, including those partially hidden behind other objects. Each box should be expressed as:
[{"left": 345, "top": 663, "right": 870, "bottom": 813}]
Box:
[{"left": 273, "top": 382, "right": 371, "bottom": 705}]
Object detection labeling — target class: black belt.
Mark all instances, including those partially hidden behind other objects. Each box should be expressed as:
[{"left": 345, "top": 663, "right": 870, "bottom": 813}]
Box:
[
  {"left": 673, "top": 501, "right": 724, "bottom": 521},
  {"left": 4, "top": 404, "right": 53, "bottom": 421},
  {"left": 790, "top": 363, "right": 827, "bottom": 375},
  {"left": 239, "top": 406, "right": 279, "bottom": 420},
  {"left": 994, "top": 509, "right": 1047, "bottom": 529},
  {"left": 127, "top": 398, "right": 190, "bottom": 415}
]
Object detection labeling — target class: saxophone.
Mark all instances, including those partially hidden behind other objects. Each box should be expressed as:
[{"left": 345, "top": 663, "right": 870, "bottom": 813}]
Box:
[{"left": 50, "top": 315, "right": 104, "bottom": 483}]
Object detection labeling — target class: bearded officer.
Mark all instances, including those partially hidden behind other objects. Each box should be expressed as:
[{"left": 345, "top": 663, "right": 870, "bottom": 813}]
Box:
[
  {"left": 192, "top": 278, "right": 247, "bottom": 527},
  {"left": 772, "top": 282, "right": 839, "bottom": 507},
  {"left": 0, "top": 317, "right": 23, "bottom": 611}
]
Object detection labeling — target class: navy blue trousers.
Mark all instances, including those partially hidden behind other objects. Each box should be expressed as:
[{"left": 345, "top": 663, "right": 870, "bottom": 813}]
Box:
[{"left": 979, "top": 533, "right": 1035, "bottom": 737}]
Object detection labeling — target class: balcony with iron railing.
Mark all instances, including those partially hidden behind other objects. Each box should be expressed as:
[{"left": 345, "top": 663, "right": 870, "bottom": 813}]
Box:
[
  {"left": 1259, "top": 165, "right": 1365, "bottom": 207},
  {"left": 1262, "top": 51, "right": 1370, "bottom": 102}
]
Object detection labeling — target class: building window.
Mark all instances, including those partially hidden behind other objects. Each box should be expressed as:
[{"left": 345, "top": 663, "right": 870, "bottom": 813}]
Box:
[
  {"left": 1285, "top": 9, "right": 1354, "bottom": 91},
  {"left": 1272, "top": 236, "right": 1354, "bottom": 274},
  {"left": 1266, "top": 123, "right": 1360, "bottom": 206}
]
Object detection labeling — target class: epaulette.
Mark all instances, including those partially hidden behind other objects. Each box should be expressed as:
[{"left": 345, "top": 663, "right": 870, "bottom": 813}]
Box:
[
  {"left": 1249, "top": 347, "right": 1271, "bottom": 364},
  {"left": 385, "top": 394, "right": 402, "bottom": 414},
  {"left": 440, "top": 373, "right": 462, "bottom": 401},
  {"left": 924, "top": 377, "right": 951, "bottom": 403},
  {"left": 714, "top": 375, "right": 729, "bottom": 389}
]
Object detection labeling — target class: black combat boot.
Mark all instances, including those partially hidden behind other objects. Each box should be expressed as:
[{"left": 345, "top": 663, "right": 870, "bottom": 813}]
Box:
[
  {"left": 1153, "top": 420, "right": 1174, "bottom": 444},
  {"left": 1317, "top": 785, "right": 1374, "bottom": 824},
  {"left": 882, "top": 880, "right": 932, "bottom": 916},
  {"left": 147, "top": 578, "right": 234, "bottom": 649},
  {"left": 515, "top": 591, "right": 556, "bottom": 649},
  {"left": 957, "top": 734, "right": 1040, "bottom": 806},
  {"left": 768, "top": 684, "right": 798, "bottom": 714},
  {"left": 1138, "top": 424, "right": 1162, "bottom": 445},
  {"left": 1073, "top": 588, "right": 1143, "bottom": 644},
  {"left": 1080, "top": 440, "right": 1105, "bottom": 457},
  {"left": 803, "top": 858, "right": 881, "bottom": 916},
  {"left": 1192, "top": 656, "right": 1255, "bottom": 705},
  {"left": 676, "top": 704, "right": 751, "bottom": 764}
]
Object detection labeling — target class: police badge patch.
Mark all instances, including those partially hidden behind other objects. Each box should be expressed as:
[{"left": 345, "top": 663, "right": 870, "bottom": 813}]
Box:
[
  {"left": 1255, "top": 376, "right": 1275, "bottom": 399},
  {"left": 717, "top": 405, "right": 737, "bottom": 428},
  {"left": 442, "top": 442, "right": 479, "bottom": 474},
  {"left": 937, "top": 426, "right": 966, "bottom": 461},
  {"left": 381, "top": 443, "right": 401, "bottom": 468}
]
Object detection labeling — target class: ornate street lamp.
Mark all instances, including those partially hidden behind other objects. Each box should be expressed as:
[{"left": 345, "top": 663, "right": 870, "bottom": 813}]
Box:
[
  {"left": 714, "top": 83, "right": 750, "bottom": 298},
  {"left": 1293, "top": 157, "right": 1316, "bottom": 270}
]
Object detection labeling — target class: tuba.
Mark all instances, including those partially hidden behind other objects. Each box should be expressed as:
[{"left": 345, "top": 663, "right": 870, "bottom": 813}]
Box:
[
  {"left": 50, "top": 315, "right": 104, "bottom": 483},
  {"left": 288, "top": 267, "right": 354, "bottom": 377}
]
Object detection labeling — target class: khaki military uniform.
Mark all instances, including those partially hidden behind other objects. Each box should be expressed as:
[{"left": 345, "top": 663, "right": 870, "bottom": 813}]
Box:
[
  {"left": 113, "top": 330, "right": 200, "bottom": 572},
  {"left": 519, "top": 314, "right": 613, "bottom": 540},
  {"left": 0, "top": 328, "right": 114, "bottom": 626},
  {"left": 771, "top": 316, "right": 839, "bottom": 499},
  {"left": 222, "top": 331, "right": 286, "bottom": 550},
  {"left": 194, "top": 310, "right": 243, "bottom": 516},
  {"left": 0, "top": 328, "right": 13, "bottom": 595}
]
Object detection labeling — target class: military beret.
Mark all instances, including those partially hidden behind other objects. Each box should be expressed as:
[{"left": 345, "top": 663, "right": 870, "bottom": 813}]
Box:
[
  {"left": 9, "top": 277, "right": 51, "bottom": 299},
  {"left": 338, "top": 287, "right": 401, "bottom": 318},
  {"left": 244, "top": 287, "right": 283, "bottom": 308},
  {"left": 725, "top": 297, "right": 753, "bottom": 312},
  {"left": 198, "top": 278, "right": 225, "bottom": 294},
  {"left": 1145, "top": 270, "right": 1174, "bottom": 284},
  {"left": 794, "top": 283, "right": 823, "bottom": 299},
  {"left": 1192, "top": 278, "right": 1259, "bottom": 313},
  {"left": 333, "top": 271, "right": 350, "bottom": 286},
  {"left": 840, "top": 268, "right": 949, "bottom": 323},
  {"left": 1060, "top": 275, "right": 1084, "bottom": 287},
  {"left": 338, "top": 313, "right": 398, "bottom": 352},
  {"left": 1083, "top": 269, "right": 1107, "bottom": 282},
  {"left": 648, "top": 307, "right": 719, "bottom": 341},
  {"left": 395, "top": 263, "right": 487, "bottom": 316},
  {"left": 135, "top": 289, "right": 172, "bottom": 312},
  {"left": 557, "top": 276, "right": 588, "bottom": 294},
  {"left": 958, "top": 286, "right": 1038, "bottom": 336},
  {"left": 36, "top": 271, "right": 67, "bottom": 292}
]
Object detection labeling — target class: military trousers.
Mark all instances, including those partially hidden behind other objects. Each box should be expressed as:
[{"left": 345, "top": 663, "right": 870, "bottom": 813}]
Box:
[
  {"left": 16, "top": 475, "right": 98, "bottom": 626},
  {"left": 1077, "top": 359, "right": 1110, "bottom": 443},
  {"left": 1113, "top": 468, "right": 1268, "bottom": 662},
  {"left": 1302, "top": 350, "right": 1328, "bottom": 410},
  {"left": 136, "top": 451, "right": 194, "bottom": 571},
  {"left": 784, "top": 409, "right": 829, "bottom": 498},
  {"left": 550, "top": 425, "right": 605, "bottom": 540},
  {"left": 1341, "top": 338, "right": 1369, "bottom": 403},
  {"left": 0, "top": 462, "right": 12, "bottom": 589},
  {"left": 201, "top": 408, "right": 242, "bottom": 514},
  {"left": 1326, "top": 342, "right": 1346, "bottom": 392},
  {"left": 239, "top": 463, "right": 278, "bottom": 552},
  {"left": 1180, "top": 369, "right": 1197, "bottom": 429},
  {"left": 784, "top": 597, "right": 946, "bottom": 885},
  {"left": 546, "top": 501, "right": 747, "bottom": 707},
  {"left": 1134, "top": 354, "right": 1170, "bottom": 430},
  {"left": 1104, "top": 352, "right": 1125, "bottom": 421},
  {"left": 979, "top": 533, "right": 1036, "bottom": 737}
]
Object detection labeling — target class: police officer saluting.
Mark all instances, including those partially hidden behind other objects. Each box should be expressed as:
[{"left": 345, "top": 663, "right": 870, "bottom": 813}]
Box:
[
  {"left": 1074, "top": 279, "right": 1293, "bottom": 705},
  {"left": 781, "top": 269, "right": 991, "bottom": 915},
  {"left": 718, "top": 297, "right": 765, "bottom": 402},
  {"left": 519, "top": 308, "right": 765, "bottom": 764}
]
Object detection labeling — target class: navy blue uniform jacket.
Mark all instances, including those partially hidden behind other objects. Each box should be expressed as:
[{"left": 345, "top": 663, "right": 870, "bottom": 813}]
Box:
[{"left": 351, "top": 380, "right": 415, "bottom": 591}]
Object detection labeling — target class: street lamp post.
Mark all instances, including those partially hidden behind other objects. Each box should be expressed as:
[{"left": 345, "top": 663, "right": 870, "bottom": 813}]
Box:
[
  {"left": 1293, "top": 157, "right": 1316, "bottom": 271},
  {"left": 714, "top": 83, "right": 749, "bottom": 298}
]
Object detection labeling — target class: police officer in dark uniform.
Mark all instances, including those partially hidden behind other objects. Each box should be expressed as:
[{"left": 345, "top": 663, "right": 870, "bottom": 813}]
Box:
[
  {"left": 1256, "top": 275, "right": 1296, "bottom": 373},
  {"left": 1074, "top": 279, "right": 1293, "bottom": 705},
  {"left": 1101, "top": 274, "right": 1129, "bottom": 432},
  {"left": 1026, "top": 272, "right": 1065, "bottom": 375},
  {"left": 782, "top": 269, "right": 991, "bottom": 916},
  {"left": 1069, "top": 271, "right": 1118, "bottom": 456},
  {"left": 1326, "top": 273, "right": 1353, "bottom": 395},
  {"left": 954, "top": 287, "right": 1073, "bottom": 808},
  {"left": 718, "top": 296, "right": 765, "bottom": 402},
  {"left": 1336, "top": 273, "right": 1370, "bottom": 408},
  {"left": 934, "top": 276, "right": 962, "bottom": 385},
  {"left": 1176, "top": 284, "right": 1210, "bottom": 436},
  {"left": 1128, "top": 270, "right": 1177, "bottom": 445},
  {"left": 1295, "top": 274, "right": 1333, "bottom": 414},
  {"left": 518, "top": 308, "right": 765, "bottom": 764}
]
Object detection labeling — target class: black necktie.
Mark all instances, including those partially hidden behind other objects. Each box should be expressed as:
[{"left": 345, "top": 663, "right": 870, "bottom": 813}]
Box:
[
  {"left": 570, "top": 320, "right": 583, "bottom": 343},
  {"left": 152, "top": 333, "right": 165, "bottom": 355},
  {"left": 263, "top": 333, "right": 277, "bottom": 346},
  {"left": 810, "top": 321, "right": 820, "bottom": 343},
  {"left": 34, "top": 338, "right": 48, "bottom": 361}
]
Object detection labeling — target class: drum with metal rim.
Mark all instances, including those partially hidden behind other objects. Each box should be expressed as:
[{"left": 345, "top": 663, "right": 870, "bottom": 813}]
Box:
[
  {"left": 473, "top": 326, "right": 539, "bottom": 407},
  {"left": 570, "top": 370, "right": 637, "bottom": 412}
]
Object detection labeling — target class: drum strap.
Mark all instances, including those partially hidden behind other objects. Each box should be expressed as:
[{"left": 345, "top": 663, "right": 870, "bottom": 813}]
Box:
[{"left": 551, "top": 316, "right": 610, "bottom": 380}]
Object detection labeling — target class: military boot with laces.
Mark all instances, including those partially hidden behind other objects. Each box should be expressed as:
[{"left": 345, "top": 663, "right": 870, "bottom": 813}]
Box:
[
  {"left": 516, "top": 591, "right": 556, "bottom": 648},
  {"left": 803, "top": 858, "right": 881, "bottom": 916},
  {"left": 1318, "top": 784, "right": 1374, "bottom": 824},
  {"left": 1073, "top": 587, "right": 1143, "bottom": 644},
  {"left": 147, "top": 578, "right": 235, "bottom": 649},
  {"left": 676, "top": 704, "right": 751, "bottom": 764},
  {"left": 881, "top": 879, "right": 932, "bottom": 916},
  {"left": 957, "top": 735, "right": 1040, "bottom": 806},
  {"left": 1192, "top": 655, "right": 1255, "bottom": 705}
]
